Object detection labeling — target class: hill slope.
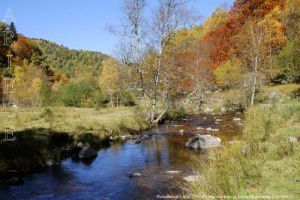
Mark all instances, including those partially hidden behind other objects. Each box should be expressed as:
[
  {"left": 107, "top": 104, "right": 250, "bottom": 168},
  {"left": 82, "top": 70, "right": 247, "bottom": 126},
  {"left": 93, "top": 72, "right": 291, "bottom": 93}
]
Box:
[{"left": 33, "top": 39, "right": 108, "bottom": 78}]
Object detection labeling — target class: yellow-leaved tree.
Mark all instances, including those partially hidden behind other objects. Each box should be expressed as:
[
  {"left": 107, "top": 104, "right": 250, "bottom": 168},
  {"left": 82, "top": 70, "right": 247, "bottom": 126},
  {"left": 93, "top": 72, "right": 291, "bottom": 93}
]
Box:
[
  {"left": 214, "top": 58, "right": 244, "bottom": 88},
  {"left": 99, "top": 57, "right": 122, "bottom": 107}
]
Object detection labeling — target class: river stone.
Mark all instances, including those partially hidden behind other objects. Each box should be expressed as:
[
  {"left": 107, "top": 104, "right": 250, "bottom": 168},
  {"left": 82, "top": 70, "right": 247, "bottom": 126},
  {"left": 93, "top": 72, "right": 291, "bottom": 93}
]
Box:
[
  {"left": 268, "top": 91, "right": 282, "bottom": 101},
  {"left": 196, "top": 127, "right": 205, "bottom": 130},
  {"left": 46, "top": 159, "right": 57, "bottom": 167},
  {"left": 77, "top": 142, "right": 84, "bottom": 148},
  {"left": 204, "top": 108, "right": 214, "bottom": 114},
  {"left": 78, "top": 147, "right": 98, "bottom": 159},
  {"left": 220, "top": 108, "right": 226, "bottom": 113},
  {"left": 233, "top": 117, "right": 241, "bottom": 122},
  {"left": 183, "top": 175, "right": 199, "bottom": 182},
  {"left": 166, "top": 170, "right": 181, "bottom": 174},
  {"left": 186, "top": 135, "right": 221, "bottom": 149},
  {"left": 288, "top": 136, "right": 299, "bottom": 144},
  {"left": 206, "top": 127, "right": 212, "bottom": 131},
  {"left": 135, "top": 134, "right": 152, "bottom": 144},
  {"left": 129, "top": 172, "right": 142, "bottom": 178}
]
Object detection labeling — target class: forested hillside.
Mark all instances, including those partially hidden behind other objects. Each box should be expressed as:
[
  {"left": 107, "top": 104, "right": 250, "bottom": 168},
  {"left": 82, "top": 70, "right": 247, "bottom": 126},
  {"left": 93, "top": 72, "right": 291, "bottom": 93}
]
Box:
[
  {"left": 0, "top": 22, "right": 111, "bottom": 107},
  {"left": 33, "top": 39, "right": 107, "bottom": 78}
]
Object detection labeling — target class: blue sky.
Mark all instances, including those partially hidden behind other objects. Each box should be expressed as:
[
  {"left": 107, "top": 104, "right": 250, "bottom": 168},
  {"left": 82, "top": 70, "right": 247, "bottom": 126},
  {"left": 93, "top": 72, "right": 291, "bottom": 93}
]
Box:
[{"left": 0, "top": 0, "right": 233, "bottom": 55}]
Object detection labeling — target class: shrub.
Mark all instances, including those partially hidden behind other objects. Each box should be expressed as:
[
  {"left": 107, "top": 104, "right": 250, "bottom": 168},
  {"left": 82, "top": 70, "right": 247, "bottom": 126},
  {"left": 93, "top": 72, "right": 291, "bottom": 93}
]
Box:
[
  {"left": 118, "top": 90, "right": 136, "bottom": 106},
  {"left": 93, "top": 90, "right": 109, "bottom": 109},
  {"left": 60, "top": 81, "right": 95, "bottom": 107},
  {"left": 39, "top": 82, "right": 52, "bottom": 106}
]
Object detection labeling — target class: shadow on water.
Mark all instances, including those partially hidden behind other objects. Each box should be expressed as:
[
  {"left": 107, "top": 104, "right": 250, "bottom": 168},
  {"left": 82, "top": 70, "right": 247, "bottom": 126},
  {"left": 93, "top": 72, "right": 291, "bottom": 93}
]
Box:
[{"left": 0, "top": 113, "right": 243, "bottom": 200}]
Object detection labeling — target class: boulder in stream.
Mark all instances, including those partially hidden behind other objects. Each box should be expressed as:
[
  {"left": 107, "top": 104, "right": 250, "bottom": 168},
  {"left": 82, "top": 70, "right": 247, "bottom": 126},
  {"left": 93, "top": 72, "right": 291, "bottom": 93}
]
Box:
[{"left": 186, "top": 135, "right": 221, "bottom": 149}]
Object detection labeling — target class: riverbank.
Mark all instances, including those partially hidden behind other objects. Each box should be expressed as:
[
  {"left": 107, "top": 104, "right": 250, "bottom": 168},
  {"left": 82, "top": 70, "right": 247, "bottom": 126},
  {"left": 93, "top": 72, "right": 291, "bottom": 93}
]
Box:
[
  {"left": 0, "top": 106, "right": 150, "bottom": 183},
  {"left": 188, "top": 85, "right": 300, "bottom": 198}
]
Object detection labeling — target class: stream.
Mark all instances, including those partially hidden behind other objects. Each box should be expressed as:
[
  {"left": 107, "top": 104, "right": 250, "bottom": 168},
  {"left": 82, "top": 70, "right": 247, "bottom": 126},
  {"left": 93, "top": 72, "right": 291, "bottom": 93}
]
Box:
[{"left": 0, "top": 113, "right": 243, "bottom": 200}]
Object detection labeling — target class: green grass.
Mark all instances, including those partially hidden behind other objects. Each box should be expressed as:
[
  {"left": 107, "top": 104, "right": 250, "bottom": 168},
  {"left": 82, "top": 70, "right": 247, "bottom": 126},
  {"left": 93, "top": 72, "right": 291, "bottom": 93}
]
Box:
[
  {"left": 0, "top": 106, "right": 148, "bottom": 137},
  {"left": 188, "top": 84, "right": 300, "bottom": 199},
  {"left": 0, "top": 105, "right": 148, "bottom": 175}
]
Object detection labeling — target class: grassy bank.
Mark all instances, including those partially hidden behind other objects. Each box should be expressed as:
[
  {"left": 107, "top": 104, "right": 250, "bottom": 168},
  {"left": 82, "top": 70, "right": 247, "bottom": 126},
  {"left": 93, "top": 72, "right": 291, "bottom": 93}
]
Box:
[
  {"left": 0, "top": 106, "right": 148, "bottom": 177},
  {"left": 0, "top": 106, "right": 148, "bottom": 136},
  {"left": 188, "top": 85, "right": 300, "bottom": 199}
]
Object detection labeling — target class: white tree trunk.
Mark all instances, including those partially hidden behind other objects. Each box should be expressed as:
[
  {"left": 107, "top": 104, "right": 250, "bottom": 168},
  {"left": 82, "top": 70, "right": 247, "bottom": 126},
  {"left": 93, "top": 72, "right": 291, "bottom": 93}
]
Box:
[{"left": 250, "top": 56, "right": 258, "bottom": 106}]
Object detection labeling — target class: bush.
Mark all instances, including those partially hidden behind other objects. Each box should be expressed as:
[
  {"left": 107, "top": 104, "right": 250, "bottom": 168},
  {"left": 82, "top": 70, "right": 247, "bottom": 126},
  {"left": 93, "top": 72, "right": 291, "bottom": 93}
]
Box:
[
  {"left": 92, "top": 90, "right": 109, "bottom": 109},
  {"left": 118, "top": 90, "right": 136, "bottom": 106},
  {"left": 163, "top": 107, "right": 186, "bottom": 123},
  {"left": 60, "top": 81, "right": 95, "bottom": 107},
  {"left": 39, "top": 82, "right": 52, "bottom": 106}
]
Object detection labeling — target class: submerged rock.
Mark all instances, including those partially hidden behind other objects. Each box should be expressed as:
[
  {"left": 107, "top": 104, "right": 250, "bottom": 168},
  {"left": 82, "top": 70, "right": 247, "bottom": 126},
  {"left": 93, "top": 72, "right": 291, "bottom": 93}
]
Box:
[
  {"left": 186, "top": 135, "right": 221, "bottom": 149},
  {"left": 129, "top": 172, "right": 142, "bottom": 178},
  {"left": 7, "top": 177, "right": 24, "bottom": 186},
  {"left": 135, "top": 134, "right": 152, "bottom": 144},
  {"left": 78, "top": 147, "right": 98, "bottom": 159}
]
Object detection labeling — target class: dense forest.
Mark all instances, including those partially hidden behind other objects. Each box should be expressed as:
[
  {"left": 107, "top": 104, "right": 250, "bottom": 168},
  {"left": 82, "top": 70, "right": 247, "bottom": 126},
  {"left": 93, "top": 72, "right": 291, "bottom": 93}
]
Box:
[{"left": 0, "top": 0, "right": 299, "bottom": 123}]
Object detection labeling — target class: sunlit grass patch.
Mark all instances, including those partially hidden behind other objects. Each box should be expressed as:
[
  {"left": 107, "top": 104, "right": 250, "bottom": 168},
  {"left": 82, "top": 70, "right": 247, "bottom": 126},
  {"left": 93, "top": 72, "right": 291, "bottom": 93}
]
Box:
[{"left": 188, "top": 87, "right": 300, "bottom": 198}]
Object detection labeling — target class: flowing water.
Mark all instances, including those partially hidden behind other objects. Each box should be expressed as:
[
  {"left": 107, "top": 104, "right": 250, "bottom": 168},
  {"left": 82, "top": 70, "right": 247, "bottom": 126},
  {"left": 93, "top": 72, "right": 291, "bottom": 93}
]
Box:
[{"left": 0, "top": 113, "right": 243, "bottom": 200}]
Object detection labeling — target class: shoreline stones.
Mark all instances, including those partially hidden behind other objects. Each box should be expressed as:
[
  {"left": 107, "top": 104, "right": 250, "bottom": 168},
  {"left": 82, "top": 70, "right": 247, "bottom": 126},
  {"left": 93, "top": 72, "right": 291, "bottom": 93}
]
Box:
[
  {"left": 233, "top": 117, "right": 241, "bottom": 122},
  {"left": 204, "top": 108, "right": 214, "bottom": 114},
  {"left": 78, "top": 147, "right": 98, "bottom": 159},
  {"left": 178, "top": 130, "right": 184, "bottom": 135},
  {"left": 196, "top": 127, "right": 205, "bottom": 130},
  {"left": 186, "top": 134, "right": 221, "bottom": 149}
]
